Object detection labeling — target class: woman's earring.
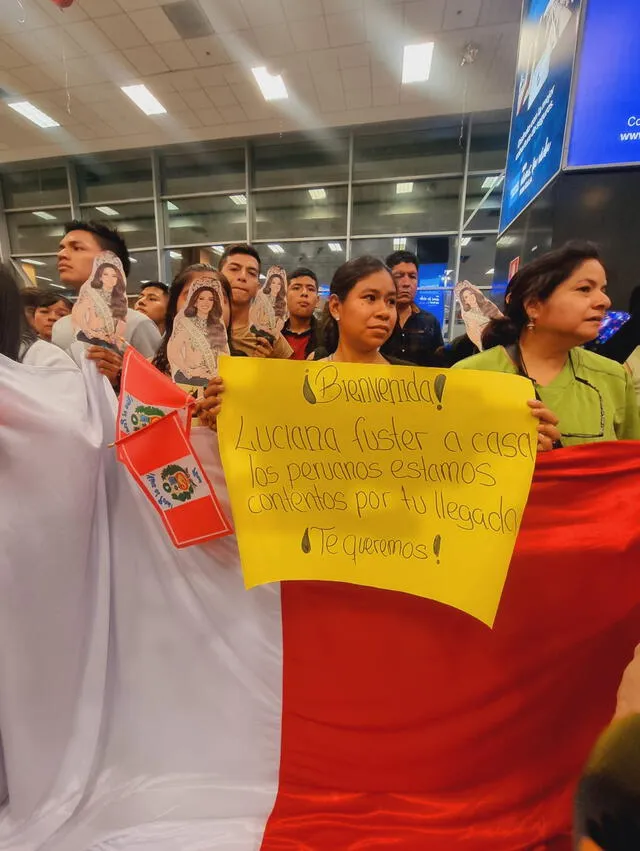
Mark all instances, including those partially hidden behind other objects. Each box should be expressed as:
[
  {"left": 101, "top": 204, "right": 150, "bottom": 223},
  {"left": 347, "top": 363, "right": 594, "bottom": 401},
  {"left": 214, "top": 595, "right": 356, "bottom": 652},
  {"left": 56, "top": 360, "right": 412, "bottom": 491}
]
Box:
[{"left": 526, "top": 317, "right": 535, "bottom": 331}]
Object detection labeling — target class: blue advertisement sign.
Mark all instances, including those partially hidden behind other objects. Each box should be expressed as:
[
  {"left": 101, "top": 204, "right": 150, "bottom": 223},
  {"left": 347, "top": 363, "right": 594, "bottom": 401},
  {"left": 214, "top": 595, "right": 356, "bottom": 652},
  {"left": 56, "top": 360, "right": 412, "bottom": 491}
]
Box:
[
  {"left": 567, "top": 0, "right": 640, "bottom": 168},
  {"left": 500, "top": 0, "right": 582, "bottom": 233},
  {"left": 416, "top": 263, "right": 447, "bottom": 327}
]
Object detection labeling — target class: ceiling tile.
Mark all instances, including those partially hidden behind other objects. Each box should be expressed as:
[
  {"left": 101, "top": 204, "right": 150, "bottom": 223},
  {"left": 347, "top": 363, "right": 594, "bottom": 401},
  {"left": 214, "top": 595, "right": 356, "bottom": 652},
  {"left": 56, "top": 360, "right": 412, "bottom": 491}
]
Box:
[
  {"left": 194, "top": 66, "right": 228, "bottom": 87},
  {"left": 0, "top": 40, "right": 28, "bottom": 70},
  {"left": 155, "top": 41, "right": 199, "bottom": 71},
  {"left": 443, "top": 0, "right": 482, "bottom": 30},
  {"left": 337, "top": 44, "right": 370, "bottom": 68},
  {"left": 96, "top": 14, "right": 148, "bottom": 49},
  {"left": 205, "top": 85, "right": 238, "bottom": 107},
  {"left": 341, "top": 65, "right": 370, "bottom": 91},
  {"left": 199, "top": 106, "right": 223, "bottom": 126},
  {"left": 290, "top": 17, "right": 329, "bottom": 51},
  {"left": 479, "top": 0, "right": 522, "bottom": 26},
  {"left": 222, "top": 63, "right": 246, "bottom": 85},
  {"left": 66, "top": 20, "right": 118, "bottom": 54},
  {"left": 218, "top": 104, "right": 247, "bottom": 123},
  {"left": 72, "top": 83, "right": 117, "bottom": 103},
  {"left": 8, "top": 28, "right": 86, "bottom": 65},
  {"left": 198, "top": 0, "right": 250, "bottom": 33},
  {"left": 186, "top": 35, "right": 230, "bottom": 66},
  {"left": 78, "top": 0, "right": 122, "bottom": 17},
  {"left": 146, "top": 74, "right": 175, "bottom": 93},
  {"left": 403, "top": 0, "right": 447, "bottom": 32},
  {"left": 166, "top": 70, "right": 202, "bottom": 90},
  {"left": 129, "top": 8, "right": 181, "bottom": 43},
  {"left": 181, "top": 88, "right": 213, "bottom": 110},
  {"left": 240, "top": 0, "right": 285, "bottom": 27},
  {"left": 11, "top": 65, "right": 59, "bottom": 93},
  {"left": 230, "top": 81, "right": 263, "bottom": 107},
  {"left": 115, "top": 0, "right": 162, "bottom": 10},
  {"left": 323, "top": 0, "right": 363, "bottom": 12},
  {"left": 370, "top": 58, "right": 400, "bottom": 88},
  {"left": 158, "top": 91, "right": 188, "bottom": 111},
  {"left": 281, "top": 0, "right": 323, "bottom": 21},
  {"left": 123, "top": 45, "right": 169, "bottom": 75},
  {"left": 307, "top": 47, "right": 339, "bottom": 74},
  {"left": 372, "top": 84, "right": 400, "bottom": 107},
  {"left": 252, "top": 24, "right": 295, "bottom": 58},
  {"left": 345, "top": 87, "right": 372, "bottom": 109},
  {"left": 168, "top": 108, "right": 203, "bottom": 128},
  {"left": 325, "top": 11, "right": 366, "bottom": 47}
]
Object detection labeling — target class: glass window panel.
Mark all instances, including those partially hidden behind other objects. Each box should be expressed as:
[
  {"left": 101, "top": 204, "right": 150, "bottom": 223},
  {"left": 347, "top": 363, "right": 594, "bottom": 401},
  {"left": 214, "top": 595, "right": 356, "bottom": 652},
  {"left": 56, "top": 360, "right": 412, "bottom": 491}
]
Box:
[
  {"left": 7, "top": 208, "right": 70, "bottom": 254},
  {"left": 128, "top": 251, "right": 161, "bottom": 295},
  {"left": 464, "top": 174, "right": 504, "bottom": 230},
  {"left": 81, "top": 202, "right": 157, "bottom": 249},
  {"left": 469, "top": 116, "right": 510, "bottom": 171},
  {"left": 76, "top": 155, "right": 153, "bottom": 203},
  {"left": 161, "top": 144, "right": 245, "bottom": 195},
  {"left": 351, "top": 235, "right": 457, "bottom": 337},
  {"left": 13, "top": 255, "right": 66, "bottom": 291},
  {"left": 352, "top": 178, "right": 461, "bottom": 235},
  {"left": 2, "top": 166, "right": 69, "bottom": 209},
  {"left": 353, "top": 121, "right": 464, "bottom": 180},
  {"left": 253, "top": 135, "right": 349, "bottom": 188},
  {"left": 165, "top": 196, "right": 246, "bottom": 245},
  {"left": 253, "top": 240, "right": 344, "bottom": 293},
  {"left": 254, "top": 187, "right": 348, "bottom": 240}
]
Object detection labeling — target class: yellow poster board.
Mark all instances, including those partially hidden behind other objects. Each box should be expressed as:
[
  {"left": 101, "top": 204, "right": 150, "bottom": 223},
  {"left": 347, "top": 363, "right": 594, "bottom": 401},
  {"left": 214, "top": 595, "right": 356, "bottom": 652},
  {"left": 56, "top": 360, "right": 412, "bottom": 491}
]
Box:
[{"left": 217, "top": 358, "right": 537, "bottom": 627}]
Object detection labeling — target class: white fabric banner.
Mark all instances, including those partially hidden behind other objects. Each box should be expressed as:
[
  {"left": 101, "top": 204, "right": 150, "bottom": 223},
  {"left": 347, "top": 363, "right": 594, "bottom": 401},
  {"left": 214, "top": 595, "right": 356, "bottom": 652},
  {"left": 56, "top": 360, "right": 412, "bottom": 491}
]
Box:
[{"left": 0, "top": 352, "right": 282, "bottom": 851}]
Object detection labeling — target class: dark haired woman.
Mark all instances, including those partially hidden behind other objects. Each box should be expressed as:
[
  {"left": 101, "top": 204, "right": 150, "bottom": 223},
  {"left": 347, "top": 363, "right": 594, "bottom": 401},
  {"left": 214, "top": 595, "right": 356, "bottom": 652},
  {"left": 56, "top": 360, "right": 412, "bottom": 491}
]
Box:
[
  {"left": 262, "top": 268, "right": 288, "bottom": 333},
  {"left": 33, "top": 291, "right": 72, "bottom": 342},
  {"left": 310, "top": 256, "right": 405, "bottom": 365},
  {"left": 454, "top": 242, "right": 640, "bottom": 446},
  {"left": 1, "top": 266, "right": 74, "bottom": 368}
]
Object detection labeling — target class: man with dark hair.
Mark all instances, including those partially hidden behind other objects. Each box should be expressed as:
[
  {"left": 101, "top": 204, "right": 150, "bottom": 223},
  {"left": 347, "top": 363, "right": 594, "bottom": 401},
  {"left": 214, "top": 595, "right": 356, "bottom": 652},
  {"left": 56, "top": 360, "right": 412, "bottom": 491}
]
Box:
[
  {"left": 134, "top": 281, "right": 170, "bottom": 335},
  {"left": 282, "top": 267, "right": 320, "bottom": 360},
  {"left": 52, "top": 221, "right": 161, "bottom": 375},
  {"left": 381, "top": 249, "right": 443, "bottom": 367},
  {"left": 218, "top": 243, "right": 292, "bottom": 359}
]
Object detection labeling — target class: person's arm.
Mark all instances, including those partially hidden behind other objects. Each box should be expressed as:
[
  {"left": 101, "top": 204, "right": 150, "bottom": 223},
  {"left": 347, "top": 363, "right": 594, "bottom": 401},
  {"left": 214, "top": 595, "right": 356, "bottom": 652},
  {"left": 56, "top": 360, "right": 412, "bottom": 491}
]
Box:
[{"left": 130, "top": 314, "right": 162, "bottom": 359}]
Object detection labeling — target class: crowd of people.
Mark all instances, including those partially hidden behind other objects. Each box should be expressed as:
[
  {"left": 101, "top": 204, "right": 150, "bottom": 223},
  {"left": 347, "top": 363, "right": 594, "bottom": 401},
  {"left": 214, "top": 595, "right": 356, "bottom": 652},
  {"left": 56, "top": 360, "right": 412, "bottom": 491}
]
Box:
[{"left": 2, "top": 219, "right": 640, "bottom": 849}]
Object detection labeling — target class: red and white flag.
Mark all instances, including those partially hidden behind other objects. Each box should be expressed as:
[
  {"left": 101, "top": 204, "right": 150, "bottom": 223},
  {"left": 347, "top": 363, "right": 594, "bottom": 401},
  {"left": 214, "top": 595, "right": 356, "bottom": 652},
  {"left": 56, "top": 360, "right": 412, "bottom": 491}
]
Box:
[{"left": 1, "top": 353, "right": 639, "bottom": 851}]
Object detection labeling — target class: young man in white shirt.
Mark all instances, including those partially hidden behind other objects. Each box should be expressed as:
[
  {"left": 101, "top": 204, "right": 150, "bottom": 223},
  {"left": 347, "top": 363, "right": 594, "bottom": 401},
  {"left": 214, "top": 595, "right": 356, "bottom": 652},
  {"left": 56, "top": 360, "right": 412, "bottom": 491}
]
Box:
[{"left": 52, "top": 221, "right": 161, "bottom": 382}]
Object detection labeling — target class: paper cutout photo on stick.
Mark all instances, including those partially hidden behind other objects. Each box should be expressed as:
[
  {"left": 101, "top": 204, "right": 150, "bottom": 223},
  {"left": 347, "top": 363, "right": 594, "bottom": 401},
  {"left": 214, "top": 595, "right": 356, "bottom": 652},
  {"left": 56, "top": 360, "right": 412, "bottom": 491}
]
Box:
[
  {"left": 71, "top": 251, "right": 128, "bottom": 352},
  {"left": 167, "top": 274, "right": 230, "bottom": 398},
  {"left": 262, "top": 266, "right": 288, "bottom": 333},
  {"left": 455, "top": 280, "right": 503, "bottom": 351},
  {"left": 249, "top": 287, "right": 278, "bottom": 346}
]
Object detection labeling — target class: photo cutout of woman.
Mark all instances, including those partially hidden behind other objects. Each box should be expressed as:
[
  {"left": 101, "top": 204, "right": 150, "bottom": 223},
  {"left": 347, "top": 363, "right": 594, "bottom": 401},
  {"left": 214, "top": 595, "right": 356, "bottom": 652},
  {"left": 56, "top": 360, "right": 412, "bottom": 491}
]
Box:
[
  {"left": 71, "top": 251, "right": 128, "bottom": 351},
  {"left": 248, "top": 285, "right": 278, "bottom": 346},
  {"left": 455, "top": 280, "right": 503, "bottom": 351},
  {"left": 167, "top": 274, "right": 230, "bottom": 398},
  {"left": 262, "top": 266, "right": 288, "bottom": 333}
]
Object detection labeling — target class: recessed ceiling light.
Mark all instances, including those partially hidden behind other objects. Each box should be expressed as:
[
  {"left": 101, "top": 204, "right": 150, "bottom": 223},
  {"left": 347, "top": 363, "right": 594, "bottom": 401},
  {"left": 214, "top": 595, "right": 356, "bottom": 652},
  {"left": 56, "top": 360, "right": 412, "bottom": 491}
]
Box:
[
  {"left": 20, "top": 258, "right": 46, "bottom": 267},
  {"left": 169, "top": 251, "right": 183, "bottom": 259},
  {"left": 95, "top": 205, "right": 119, "bottom": 217},
  {"left": 402, "top": 42, "right": 435, "bottom": 84},
  {"left": 140, "top": 280, "right": 151, "bottom": 284},
  {"left": 460, "top": 237, "right": 471, "bottom": 247},
  {"left": 51, "top": 283, "right": 66, "bottom": 290},
  {"left": 33, "top": 211, "right": 56, "bottom": 221},
  {"left": 211, "top": 245, "right": 224, "bottom": 255},
  {"left": 393, "top": 237, "right": 407, "bottom": 250},
  {"left": 268, "top": 243, "right": 285, "bottom": 255},
  {"left": 328, "top": 242, "right": 343, "bottom": 253},
  {"left": 8, "top": 101, "right": 59, "bottom": 128},
  {"left": 486, "top": 268, "right": 495, "bottom": 275},
  {"left": 36, "top": 275, "right": 53, "bottom": 282},
  {"left": 229, "top": 194, "right": 247, "bottom": 206},
  {"left": 121, "top": 84, "right": 167, "bottom": 116},
  {"left": 167, "top": 201, "right": 179, "bottom": 211},
  {"left": 252, "top": 66, "right": 288, "bottom": 101},
  {"left": 396, "top": 182, "right": 414, "bottom": 195},
  {"left": 309, "top": 188, "right": 327, "bottom": 200}
]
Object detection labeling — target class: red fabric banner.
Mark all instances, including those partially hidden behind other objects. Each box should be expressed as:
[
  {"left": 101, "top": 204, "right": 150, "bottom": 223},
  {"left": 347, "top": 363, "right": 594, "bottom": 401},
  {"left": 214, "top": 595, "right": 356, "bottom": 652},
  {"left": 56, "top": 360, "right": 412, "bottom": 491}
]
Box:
[{"left": 262, "top": 442, "right": 640, "bottom": 850}]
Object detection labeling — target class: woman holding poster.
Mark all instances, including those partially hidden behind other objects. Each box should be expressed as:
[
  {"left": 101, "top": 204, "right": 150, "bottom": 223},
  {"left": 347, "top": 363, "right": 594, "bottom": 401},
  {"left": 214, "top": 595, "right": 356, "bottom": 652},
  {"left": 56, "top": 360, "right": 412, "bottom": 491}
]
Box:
[{"left": 454, "top": 242, "right": 640, "bottom": 446}]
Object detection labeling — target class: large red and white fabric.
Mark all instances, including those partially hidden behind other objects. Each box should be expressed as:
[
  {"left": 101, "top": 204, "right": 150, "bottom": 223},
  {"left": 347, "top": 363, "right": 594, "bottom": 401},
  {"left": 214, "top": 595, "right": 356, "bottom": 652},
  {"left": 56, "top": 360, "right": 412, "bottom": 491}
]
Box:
[{"left": 0, "top": 350, "right": 639, "bottom": 851}]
